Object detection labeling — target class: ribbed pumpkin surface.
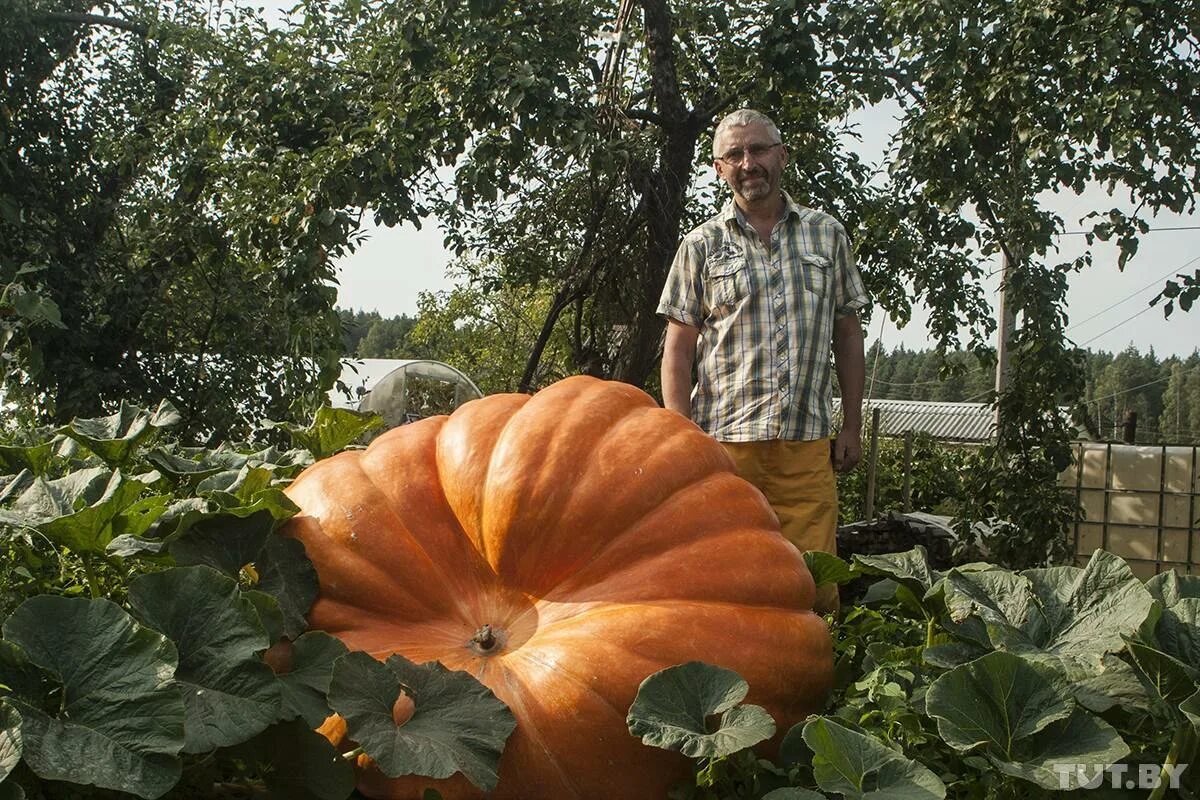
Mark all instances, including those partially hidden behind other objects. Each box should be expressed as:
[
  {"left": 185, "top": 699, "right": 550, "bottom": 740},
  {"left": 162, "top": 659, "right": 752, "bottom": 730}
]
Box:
[{"left": 282, "top": 375, "right": 833, "bottom": 799}]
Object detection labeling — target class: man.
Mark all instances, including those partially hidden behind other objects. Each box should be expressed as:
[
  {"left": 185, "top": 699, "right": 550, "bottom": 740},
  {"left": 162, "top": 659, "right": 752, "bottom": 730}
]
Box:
[{"left": 657, "top": 108, "right": 868, "bottom": 615}]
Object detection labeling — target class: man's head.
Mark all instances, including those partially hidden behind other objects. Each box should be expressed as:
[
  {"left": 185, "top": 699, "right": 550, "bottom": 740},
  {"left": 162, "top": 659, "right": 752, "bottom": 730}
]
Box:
[{"left": 712, "top": 109, "right": 788, "bottom": 206}]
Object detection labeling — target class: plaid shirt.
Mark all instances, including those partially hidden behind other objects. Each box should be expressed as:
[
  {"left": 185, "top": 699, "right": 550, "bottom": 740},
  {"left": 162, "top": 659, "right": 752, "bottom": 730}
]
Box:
[{"left": 657, "top": 193, "right": 869, "bottom": 442}]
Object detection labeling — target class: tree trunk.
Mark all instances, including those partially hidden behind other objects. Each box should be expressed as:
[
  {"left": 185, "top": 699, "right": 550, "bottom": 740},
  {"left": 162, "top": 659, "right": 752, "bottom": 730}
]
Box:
[{"left": 611, "top": 0, "right": 703, "bottom": 388}]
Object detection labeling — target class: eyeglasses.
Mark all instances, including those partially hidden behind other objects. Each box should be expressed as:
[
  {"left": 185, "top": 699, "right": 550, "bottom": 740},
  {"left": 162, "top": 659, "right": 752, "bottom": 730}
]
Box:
[{"left": 716, "top": 142, "right": 782, "bottom": 166}]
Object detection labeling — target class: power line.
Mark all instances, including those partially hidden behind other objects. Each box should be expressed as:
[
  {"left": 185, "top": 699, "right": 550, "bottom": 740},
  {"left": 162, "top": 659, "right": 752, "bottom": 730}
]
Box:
[
  {"left": 1067, "top": 253, "right": 1200, "bottom": 333},
  {"left": 1077, "top": 304, "right": 1159, "bottom": 347},
  {"left": 1059, "top": 224, "right": 1200, "bottom": 235}
]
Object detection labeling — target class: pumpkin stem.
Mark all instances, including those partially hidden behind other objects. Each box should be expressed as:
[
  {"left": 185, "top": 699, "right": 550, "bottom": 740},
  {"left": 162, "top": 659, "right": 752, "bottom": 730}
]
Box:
[{"left": 472, "top": 624, "right": 497, "bottom": 650}]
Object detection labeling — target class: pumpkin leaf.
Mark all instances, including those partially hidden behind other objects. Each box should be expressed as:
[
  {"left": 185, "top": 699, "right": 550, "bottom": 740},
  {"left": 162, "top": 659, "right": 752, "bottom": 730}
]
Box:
[
  {"left": 0, "top": 470, "right": 32, "bottom": 505},
  {"left": 802, "top": 716, "right": 945, "bottom": 799},
  {"left": 256, "top": 535, "right": 319, "bottom": 639},
  {"left": 0, "top": 596, "right": 184, "bottom": 798},
  {"left": 0, "top": 437, "right": 58, "bottom": 476},
  {"left": 276, "top": 632, "right": 349, "bottom": 727},
  {"left": 1145, "top": 571, "right": 1200, "bottom": 608},
  {"left": 8, "top": 468, "right": 146, "bottom": 553},
  {"left": 111, "top": 494, "right": 172, "bottom": 541},
  {"left": 235, "top": 719, "right": 355, "bottom": 800},
  {"left": 328, "top": 651, "right": 515, "bottom": 791},
  {"left": 1071, "top": 654, "right": 1152, "bottom": 714},
  {"left": 626, "top": 661, "right": 776, "bottom": 759},
  {"left": 267, "top": 406, "right": 383, "bottom": 460},
  {"left": 926, "top": 651, "right": 1129, "bottom": 789},
  {"left": 143, "top": 449, "right": 227, "bottom": 484},
  {"left": 1127, "top": 639, "right": 1198, "bottom": 715},
  {"left": 762, "top": 789, "right": 827, "bottom": 799},
  {"left": 128, "top": 566, "right": 281, "bottom": 754},
  {"left": 942, "top": 549, "right": 1154, "bottom": 676},
  {"left": 246, "top": 590, "right": 286, "bottom": 645},
  {"left": 169, "top": 509, "right": 275, "bottom": 578},
  {"left": 196, "top": 465, "right": 274, "bottom": 498},
  {"left": 57, "top": 400, "right": 181, "bottom": 466},
  {"left": 853, "top": 546, "right": 938, "bottom": 595},
  {"left": 0, "top": 702, "right": 20, "bottom": 784},
  {"left": 778, "top": 722, "right": 812, "bottom": 767},
  {"left": 804, "top": 551, "right": 855, "bottom": 587}
]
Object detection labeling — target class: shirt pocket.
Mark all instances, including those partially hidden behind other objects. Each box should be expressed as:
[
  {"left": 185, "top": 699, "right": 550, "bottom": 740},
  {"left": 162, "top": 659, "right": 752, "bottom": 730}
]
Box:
[
  {"left": 705, "top": 257, "right": 750, "bottom": 309},
  {"left": 799, "top": 254, "right": 831, "bottom": 296}
]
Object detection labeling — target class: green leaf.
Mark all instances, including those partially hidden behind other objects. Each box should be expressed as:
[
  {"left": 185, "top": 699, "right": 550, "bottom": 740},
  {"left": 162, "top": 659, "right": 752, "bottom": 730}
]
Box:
[
  {"left": 10, "top": 468, "right": 145, "bottom": 553},
  {"left": 943, "top": 550, "right": 1153, "bottom": 675},
  {"left": 328, "top": 652, "right": 515, "bottom": 791},
  {"left": 1071, "top": 654, "right": 1152, "bottom": 714},
  {"left": 0, "top": 702, "right": 20, "bottom": 784},
  {"left": 627, "top": 661, "right": 776, "bottom": 758},
  {"left": 143, "top": 449, "right": 227, "bottom": 483},
  {"left": 1145, "top": 572, "right": 1200, "bottom": 608},
  {"left": 0, "top": 597, "right": 184, "bottom": 798},
  {"left": 169, "top": 509, "right": 274, "bottom": 578},
  {"left": 1181, "top": 687, "right": 1200, "bottom": 734},
  {"left": 1126, "top": 638, "right": 1199, "bottom": 713},
  {"left": 246, "top": 590, "right": 286, "bottom": 645},
  {"left": 236, "top": 719, "right": 355, "bottom": 800},
  {"left": 276, "top": 632, "right": 349, "bottom": 727},
  {"left": 802, "top": 716, "right": 945, "bottom": 799},
  {"left": 128, "top": 566, "right": 281, "bottom": 754},
  {"left": 926, "top": 651, "right": 1129, "bottom": 789},
  {"left": 805, "top": 551, "right": 855, "bottom": 586},
  {"left": 57, "top": 401, "right": 181, "bottom": 466},
  {"left": 268, "top": 406, "right": 384, "bottom": 459},
  {"left": 854, "top": 546, "right": 938, "bottom": 595},
  {"left": 10, "top": 292, "right": 64, "bottom": 329},
  {"left": 762, "top": 790, "right": 827, "bottom": 800},
  {"left": 0, "top": 471, "right": 32, "bottom": 505},
  {"left": 0, "top": 438, "right": 58, "bottom": 476},
  {"left": 256, "top": 535, "right": 319, "bottom": 639}
]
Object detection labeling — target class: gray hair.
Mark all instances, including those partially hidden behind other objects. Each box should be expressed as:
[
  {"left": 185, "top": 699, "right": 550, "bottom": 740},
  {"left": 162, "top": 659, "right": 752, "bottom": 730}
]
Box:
[{"left": 712, "top": 109, "right": 782, "bottom": 158}]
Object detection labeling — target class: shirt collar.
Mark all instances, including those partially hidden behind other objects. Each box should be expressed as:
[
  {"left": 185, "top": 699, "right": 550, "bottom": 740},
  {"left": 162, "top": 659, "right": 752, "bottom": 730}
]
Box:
[{"left": 721, "top": 191, "right": 807, "bottom": 229}]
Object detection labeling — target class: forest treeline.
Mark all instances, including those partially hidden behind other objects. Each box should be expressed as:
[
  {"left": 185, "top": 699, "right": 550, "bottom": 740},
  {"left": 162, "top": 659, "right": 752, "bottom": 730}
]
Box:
[{"left": 340, "top": 308, "right": 1200, "bottom": 446}]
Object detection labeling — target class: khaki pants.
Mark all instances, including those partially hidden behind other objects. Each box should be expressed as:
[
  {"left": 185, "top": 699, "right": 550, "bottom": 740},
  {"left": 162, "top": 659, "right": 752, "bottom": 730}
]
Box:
[{"left": 722, "top": 438, "right": 840, "bottom": 616}]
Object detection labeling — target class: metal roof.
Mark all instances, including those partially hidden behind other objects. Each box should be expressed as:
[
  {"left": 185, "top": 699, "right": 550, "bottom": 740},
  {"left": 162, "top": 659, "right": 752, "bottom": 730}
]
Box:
[{"left": 833, "top": 398, "right": 995, "bottom": 442}]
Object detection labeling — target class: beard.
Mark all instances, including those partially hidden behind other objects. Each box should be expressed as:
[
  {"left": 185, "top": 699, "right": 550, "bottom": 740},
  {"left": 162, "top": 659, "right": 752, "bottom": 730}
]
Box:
[{"left": 734, "top": 169, "right": 773, "bottom": 201}]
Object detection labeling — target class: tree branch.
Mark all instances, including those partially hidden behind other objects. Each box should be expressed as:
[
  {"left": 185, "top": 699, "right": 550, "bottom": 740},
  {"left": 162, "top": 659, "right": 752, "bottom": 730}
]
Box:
[
  {"left": 42, "top": 12, "right": 148, "bottom": 36},
  {"left": 820, "top": 63, "right": 924, "bottom": 105},
  {"left": 623, "top": 107, "right": 667, "bottom": 127}
]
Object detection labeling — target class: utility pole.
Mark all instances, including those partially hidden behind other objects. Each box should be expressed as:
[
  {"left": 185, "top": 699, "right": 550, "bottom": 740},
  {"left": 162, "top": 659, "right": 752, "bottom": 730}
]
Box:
[{"left": 994, "top": 250, "right": 1016, "bottom": 434}]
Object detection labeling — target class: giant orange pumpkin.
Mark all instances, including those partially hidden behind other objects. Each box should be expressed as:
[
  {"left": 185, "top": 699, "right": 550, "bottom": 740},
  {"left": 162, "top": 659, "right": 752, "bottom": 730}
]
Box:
[{"left": 281, "top": 376, "right": 833, "bottom": 799}]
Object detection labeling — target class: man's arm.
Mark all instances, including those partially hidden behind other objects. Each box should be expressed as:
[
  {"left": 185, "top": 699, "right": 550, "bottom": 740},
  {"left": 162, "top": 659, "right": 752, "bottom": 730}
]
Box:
[
  {"left": 832, "top": 313, "right": 866, "bottom": 472},
  {"left": 662, "top": 319, "right": 699, "bottom": 416}
]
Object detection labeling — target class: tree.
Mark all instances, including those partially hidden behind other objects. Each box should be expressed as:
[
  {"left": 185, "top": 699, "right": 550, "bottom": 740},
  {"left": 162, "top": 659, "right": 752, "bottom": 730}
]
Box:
[
  {"left": 355, "top": 314, "right": 418, "bottom": 358},
  {"left": 1160, "top": 353, "right": 1200, "bottom": 444}
]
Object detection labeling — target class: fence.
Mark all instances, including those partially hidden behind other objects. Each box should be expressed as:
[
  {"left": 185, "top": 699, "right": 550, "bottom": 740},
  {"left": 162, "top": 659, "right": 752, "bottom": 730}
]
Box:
[{"left": 1063, "top": 443, "right": 1200, "bottom": 578}]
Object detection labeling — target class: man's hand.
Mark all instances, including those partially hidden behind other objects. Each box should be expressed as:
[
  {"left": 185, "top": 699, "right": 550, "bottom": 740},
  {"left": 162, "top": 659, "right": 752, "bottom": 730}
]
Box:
[{"left": 831, "top": 429, "right": 862, "bottom": 473}]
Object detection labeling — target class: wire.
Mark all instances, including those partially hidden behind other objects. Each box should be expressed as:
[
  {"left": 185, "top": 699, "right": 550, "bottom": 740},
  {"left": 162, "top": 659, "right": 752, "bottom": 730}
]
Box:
[
  {"left": 1077, "top": 303, "right": 1161, "bottom": 347},
  {"left": 1088, "top": 375, "right": 1174, "bottom": 404},
  {"left": 1067, "top": 254, "right": 1200, "bottom": 333},
  {"left": 1059, "top": 225, "right": 1200, "bottom": 235}
]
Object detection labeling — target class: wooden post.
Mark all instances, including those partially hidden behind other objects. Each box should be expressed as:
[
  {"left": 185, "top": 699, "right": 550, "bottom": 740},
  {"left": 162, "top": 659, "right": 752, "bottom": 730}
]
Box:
[
  {"left": 993, "top": 250, "right": 1015, "bottom": 434},
  {"left": 864, "top": 406, "right": 882, "bottom": 520},
  {"left": 902, "top": 429, "right": 914, "bottom": 511},
  {"left": 1122, "top": 411, "right": 1138, "bottom": 444}
]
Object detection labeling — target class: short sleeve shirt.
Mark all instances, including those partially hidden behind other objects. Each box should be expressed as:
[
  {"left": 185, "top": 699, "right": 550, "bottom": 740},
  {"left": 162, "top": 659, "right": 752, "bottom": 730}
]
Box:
[{"left": 656, "top": 193, "right": 869, "bottom": 442}]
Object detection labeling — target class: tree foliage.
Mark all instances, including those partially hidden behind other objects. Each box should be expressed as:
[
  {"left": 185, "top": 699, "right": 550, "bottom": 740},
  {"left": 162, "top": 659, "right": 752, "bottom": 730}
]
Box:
[{"left": 4, "top": 0, "right": 1197, "bottom": 559}]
